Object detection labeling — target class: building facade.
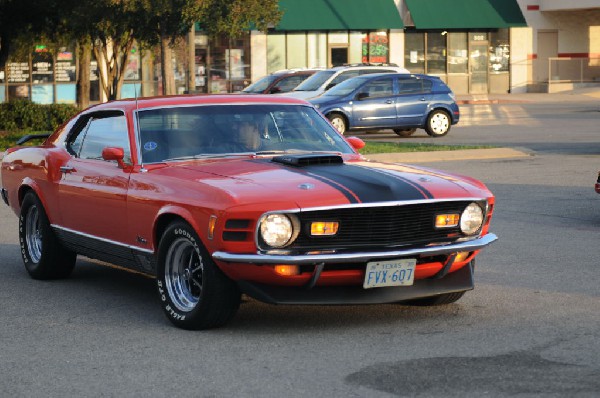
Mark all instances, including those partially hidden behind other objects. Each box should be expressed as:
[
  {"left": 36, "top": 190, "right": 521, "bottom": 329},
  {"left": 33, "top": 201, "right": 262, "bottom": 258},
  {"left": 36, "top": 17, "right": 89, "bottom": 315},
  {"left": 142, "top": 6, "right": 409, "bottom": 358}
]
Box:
[{"left": 1, "top": 0, "right": 599, "bottom": 104}]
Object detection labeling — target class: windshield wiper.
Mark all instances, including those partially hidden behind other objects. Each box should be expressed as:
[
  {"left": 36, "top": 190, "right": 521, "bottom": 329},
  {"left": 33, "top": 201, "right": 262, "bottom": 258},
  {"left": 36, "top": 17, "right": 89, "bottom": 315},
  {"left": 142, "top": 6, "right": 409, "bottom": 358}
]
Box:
[{"left": 162, "top": 152, "right": 257, "bottom": 162}]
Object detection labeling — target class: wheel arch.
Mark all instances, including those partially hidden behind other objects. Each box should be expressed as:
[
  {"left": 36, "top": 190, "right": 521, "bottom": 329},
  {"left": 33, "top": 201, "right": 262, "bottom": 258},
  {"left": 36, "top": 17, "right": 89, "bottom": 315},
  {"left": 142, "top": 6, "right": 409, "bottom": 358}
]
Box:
[
  {"left": 428, "top": 106, "right": 454, "bottom": 123},
  {"left": 153, "top": 206, "right": 208, "bottom": 254},
  {"left": 326, "top": 111, "right": 350, "bottom": 130}
]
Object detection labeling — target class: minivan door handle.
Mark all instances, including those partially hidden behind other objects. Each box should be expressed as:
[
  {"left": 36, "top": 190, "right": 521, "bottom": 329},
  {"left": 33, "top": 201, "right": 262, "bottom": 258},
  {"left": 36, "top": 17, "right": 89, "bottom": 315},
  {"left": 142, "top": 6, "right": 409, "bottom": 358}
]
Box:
[{"left": 385, "top": 100, "right": 393, "bottom": 104}]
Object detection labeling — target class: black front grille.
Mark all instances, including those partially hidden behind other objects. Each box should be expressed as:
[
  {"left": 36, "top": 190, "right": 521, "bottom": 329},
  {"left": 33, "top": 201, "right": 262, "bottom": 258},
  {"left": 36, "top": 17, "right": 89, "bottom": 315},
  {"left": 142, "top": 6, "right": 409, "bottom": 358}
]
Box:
[{"left": 290, "top": 201, "right": 473, "bottom": 250}]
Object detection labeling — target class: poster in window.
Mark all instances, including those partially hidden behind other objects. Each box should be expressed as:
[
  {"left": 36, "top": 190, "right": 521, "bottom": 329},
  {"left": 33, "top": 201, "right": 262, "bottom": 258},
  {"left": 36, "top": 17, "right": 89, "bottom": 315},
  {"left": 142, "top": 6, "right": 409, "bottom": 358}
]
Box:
[
  {"left": 56, "top": 48, "right": 76, "bottom": 82},
  {"left": 7, "top": 62, "right": 30, "bottom": 84},
  {"left": 32, "top": 49, "right": 54, "bottom": 83}
]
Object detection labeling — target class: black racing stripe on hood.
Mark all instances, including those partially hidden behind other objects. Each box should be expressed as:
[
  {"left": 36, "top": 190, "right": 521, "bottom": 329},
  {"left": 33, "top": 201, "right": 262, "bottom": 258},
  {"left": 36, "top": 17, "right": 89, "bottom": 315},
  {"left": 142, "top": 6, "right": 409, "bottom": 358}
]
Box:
[
  {"left": 354, "top": 165, "right": 434, "bottom": 199},
  {"left": 262, "top": 160, "right": 429, "bottom": 203},
  {"left": 304, "top": 164, "right": 431, "bottom": 202},
  {"left": 245, "top": 159, "right": 360, "bottom": 204}
]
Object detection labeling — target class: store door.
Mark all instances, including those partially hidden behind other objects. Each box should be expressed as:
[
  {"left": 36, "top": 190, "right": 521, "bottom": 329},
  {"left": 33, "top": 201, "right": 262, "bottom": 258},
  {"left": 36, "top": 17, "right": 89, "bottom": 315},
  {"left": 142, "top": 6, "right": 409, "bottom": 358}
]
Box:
[
  {"left": 329, "top": 46, "right": 348, "bottom": 67},
  {"left": 469, "top": 33, "right": 489, "bottom": 94},
  {"left": 536, "top": 31, "right": 558, "bottom": 83}
]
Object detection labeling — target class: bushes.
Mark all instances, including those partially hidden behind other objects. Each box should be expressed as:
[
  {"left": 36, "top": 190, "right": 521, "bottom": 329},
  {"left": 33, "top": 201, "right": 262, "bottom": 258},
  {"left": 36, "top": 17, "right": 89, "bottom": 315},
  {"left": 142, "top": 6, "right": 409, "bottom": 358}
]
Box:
[{"left": 0, "top": 99, "right": 80, "bottom": 132}]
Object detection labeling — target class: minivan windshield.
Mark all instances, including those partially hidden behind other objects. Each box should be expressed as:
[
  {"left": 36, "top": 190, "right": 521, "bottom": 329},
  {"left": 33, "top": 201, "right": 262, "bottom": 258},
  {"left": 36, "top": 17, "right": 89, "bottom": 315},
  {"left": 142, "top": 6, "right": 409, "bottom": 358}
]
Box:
[{"left": 293, "top": 70, "right": 335, "bottom": 91}]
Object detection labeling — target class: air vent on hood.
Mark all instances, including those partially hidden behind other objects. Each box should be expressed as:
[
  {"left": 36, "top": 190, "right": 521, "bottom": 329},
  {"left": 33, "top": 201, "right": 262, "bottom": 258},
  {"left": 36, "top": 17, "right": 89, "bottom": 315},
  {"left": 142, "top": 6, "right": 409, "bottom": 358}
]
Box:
[{"left": 272, "top": 154, "right": 344, "bottom": 167}]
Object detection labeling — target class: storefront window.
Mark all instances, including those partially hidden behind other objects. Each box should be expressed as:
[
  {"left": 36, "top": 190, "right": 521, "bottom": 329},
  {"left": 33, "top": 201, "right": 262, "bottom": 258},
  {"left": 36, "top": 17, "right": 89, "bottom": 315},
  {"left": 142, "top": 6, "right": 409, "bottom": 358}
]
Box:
[
  {"left": 489, "top": 29, "right": 509, "bottom": 73},
  {"left": 287, "top": 33, "right": 307, "bottom": 68},
  {"left": 32, "top": 46, "right": 53, "bottom": 84},
  {"left": 404, "top": 32, "right": 425, "bottom": 73},
  {"left": 426, "top": 32, "right": 446, "bottom": 74},
  {"left": 307, "top": 33, "right": 327, "bottom": 68},
  {"left": 448, "top": 33, "right": 468, "bottom": 74},
  {"left": 209, "top": 33, "right": 251, "bottom": 93},
  {"left": 362, "top": 31, "right": 389, "bottom": 64},
  {"left": 32, "top": 84, "right": 54, "bottom": 104},
  {"left": 56, "top": 84, "right": 76, "bottom": 104},
  {"left": 267, "top": 33, "right": 286, "bottom": 73}
]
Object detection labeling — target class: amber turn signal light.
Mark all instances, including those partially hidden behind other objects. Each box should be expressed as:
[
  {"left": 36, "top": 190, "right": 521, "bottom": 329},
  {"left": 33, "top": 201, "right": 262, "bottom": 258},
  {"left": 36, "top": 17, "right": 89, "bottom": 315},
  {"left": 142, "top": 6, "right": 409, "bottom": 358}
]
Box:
[
  {"left": 310, "top": 221, "right": 339, "bottom": 236},
  {"left": 435, "top": 214, "right": 460, "bottom": 228},
  {"left": 274, "top": 265, "right": 300, "bottom": 276}
]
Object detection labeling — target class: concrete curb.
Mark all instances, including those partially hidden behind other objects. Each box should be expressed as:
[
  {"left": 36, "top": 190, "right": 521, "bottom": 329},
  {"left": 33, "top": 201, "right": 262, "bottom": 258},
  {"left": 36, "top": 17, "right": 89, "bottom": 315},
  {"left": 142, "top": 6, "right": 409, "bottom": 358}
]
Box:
[{"left": 364, "top": 148, "right": 532, "bottom": 163}]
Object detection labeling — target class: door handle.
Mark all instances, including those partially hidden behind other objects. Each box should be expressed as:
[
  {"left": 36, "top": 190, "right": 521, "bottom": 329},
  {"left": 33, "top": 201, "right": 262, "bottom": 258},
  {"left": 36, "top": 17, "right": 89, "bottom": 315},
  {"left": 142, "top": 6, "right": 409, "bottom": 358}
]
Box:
[
  {"left": 60, "top": 166, "right": 75, "bottom": 173},
  {"left": 385, "top": 100, "right": 393, "bottom": 104},
  {"left": 420, "top": 97, "right": 426, "bottom": 101}
]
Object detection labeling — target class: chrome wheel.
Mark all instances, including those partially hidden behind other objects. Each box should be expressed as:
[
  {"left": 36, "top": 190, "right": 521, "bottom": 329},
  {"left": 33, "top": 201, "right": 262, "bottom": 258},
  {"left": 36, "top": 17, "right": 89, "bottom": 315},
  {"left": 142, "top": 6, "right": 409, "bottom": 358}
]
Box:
[
  {"left": 328, "top": 114, "right": 347, "bottom": 134},
  {"left": 164, "top": 237, "right": 204, "bottom": 312},
  {"left": 25, "top": 205, "right": 43, "bottom": 263},
  {"left": 426, "top": 111, "right": 450, "bottom": 137}
]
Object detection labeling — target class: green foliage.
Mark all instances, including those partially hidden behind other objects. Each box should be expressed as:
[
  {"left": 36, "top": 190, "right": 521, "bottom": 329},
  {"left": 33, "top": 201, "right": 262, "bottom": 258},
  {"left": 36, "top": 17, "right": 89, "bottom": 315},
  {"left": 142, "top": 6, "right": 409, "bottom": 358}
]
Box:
[
  {"left": 0, "top": 100, "right": 79, "bottom": 132},
  {"left": 198, "top": 0, "right": 282, "bottom": 38}
]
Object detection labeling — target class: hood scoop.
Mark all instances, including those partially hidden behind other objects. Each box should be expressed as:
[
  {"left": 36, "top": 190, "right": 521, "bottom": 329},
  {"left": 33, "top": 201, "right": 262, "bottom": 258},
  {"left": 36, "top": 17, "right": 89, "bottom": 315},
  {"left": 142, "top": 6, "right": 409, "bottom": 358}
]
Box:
[{"left": 272, "top": 154, "right": 344, "bottom": 167}]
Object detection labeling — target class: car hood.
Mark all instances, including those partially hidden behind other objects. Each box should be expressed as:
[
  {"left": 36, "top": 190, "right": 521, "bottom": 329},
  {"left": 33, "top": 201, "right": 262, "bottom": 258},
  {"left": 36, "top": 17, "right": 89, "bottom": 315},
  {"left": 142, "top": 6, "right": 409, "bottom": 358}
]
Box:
[
  {"left": 151, "top": 155, "right": 492, "bottom": 211},
  {"left": 275, "top": 90, "right": 320, "bottom": 100}
]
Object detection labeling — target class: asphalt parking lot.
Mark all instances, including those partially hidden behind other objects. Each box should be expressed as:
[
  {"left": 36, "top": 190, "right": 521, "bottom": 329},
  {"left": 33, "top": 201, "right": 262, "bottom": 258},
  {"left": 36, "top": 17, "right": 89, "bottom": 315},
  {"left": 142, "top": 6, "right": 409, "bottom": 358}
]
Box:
[{"left": 0, "top": 90, "right": 599, "bottom": 397}]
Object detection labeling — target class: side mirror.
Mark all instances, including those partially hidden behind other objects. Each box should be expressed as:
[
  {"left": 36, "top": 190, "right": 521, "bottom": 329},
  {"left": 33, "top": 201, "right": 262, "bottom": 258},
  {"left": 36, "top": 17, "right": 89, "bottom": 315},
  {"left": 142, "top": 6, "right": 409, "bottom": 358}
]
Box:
[
  {"left": 269, "top": 87, "right": 282, "bottom": 94},
  {"left": 102, "top": 147, "right": 125, "bottom": 168},
  {"left": 346, "top": 136, "right": 365, "bottom": 151},
  {"left": 356, "top": 92, "right": 369, "bottom": 101},
  {"left": 325, "top": 83, "right": 337, "bottom": 90}
]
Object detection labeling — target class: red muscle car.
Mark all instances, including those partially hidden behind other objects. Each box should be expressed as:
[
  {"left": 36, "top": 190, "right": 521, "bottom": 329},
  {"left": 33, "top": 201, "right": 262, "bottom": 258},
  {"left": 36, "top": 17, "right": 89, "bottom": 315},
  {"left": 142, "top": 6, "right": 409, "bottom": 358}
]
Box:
[
  {"left": 0, "top": 94, "right": 497, "bottom": 330},
  {"left": 596, "top": 172, "right": 600, "bottom": 194}
]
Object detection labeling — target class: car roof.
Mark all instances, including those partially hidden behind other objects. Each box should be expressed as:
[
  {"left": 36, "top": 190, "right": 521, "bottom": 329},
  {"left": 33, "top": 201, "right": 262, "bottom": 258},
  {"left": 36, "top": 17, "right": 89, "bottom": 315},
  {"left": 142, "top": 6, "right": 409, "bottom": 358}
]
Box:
[
  {"left": 81, "top": 94, "right": 311, "bottom": 114},
  {"left": 328, "top": 63, "right": 408, "bottom": 72},
  {"left": 272, "top": 68, "right": 323, "bottom": 76}
]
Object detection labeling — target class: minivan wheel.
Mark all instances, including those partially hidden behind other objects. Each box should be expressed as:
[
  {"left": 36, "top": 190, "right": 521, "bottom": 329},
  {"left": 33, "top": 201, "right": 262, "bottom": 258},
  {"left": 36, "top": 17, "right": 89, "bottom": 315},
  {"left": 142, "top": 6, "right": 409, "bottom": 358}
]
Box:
[
  {"left": 393, "top": 128, "right": 417, "bottom": 137},
  {"left": 425, "top": 110, "right": 451, "bottom": 137},
  {"left": 328, "top": 113, "right": 347, "bottom": 134}
]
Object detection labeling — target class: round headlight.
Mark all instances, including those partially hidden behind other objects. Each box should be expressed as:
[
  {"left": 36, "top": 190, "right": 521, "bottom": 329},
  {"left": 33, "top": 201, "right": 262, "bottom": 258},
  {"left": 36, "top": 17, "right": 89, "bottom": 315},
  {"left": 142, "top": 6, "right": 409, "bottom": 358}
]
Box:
[
  {"left": 460, "top": 203, "right": 484, "bottom": 235},
  {"left": 260, "top": 214, "right": 295, "bottom": 248}
]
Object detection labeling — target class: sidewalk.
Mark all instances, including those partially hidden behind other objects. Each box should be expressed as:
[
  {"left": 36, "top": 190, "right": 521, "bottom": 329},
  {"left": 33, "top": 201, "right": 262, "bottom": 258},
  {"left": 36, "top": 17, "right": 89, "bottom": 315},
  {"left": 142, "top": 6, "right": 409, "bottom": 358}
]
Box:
[
  {"left": 456, "top": 86, "right": 600, "bottom": 105},
  {"left": 365, "top": 148, "right": 531, "bottom": 164}
]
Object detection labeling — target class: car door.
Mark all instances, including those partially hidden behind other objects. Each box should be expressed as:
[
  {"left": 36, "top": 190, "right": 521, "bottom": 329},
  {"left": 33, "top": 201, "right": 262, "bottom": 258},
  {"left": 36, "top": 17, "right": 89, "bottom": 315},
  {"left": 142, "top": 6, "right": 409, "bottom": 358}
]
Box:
[
  {"left": 395, "top": 77, "right": 433, "bottom": 127},
  {"left": 58, "top": 111, "right": 133, "bottom": 245},
  {"left": 351, "top": 76, "right": 396, "bottom": 129}
]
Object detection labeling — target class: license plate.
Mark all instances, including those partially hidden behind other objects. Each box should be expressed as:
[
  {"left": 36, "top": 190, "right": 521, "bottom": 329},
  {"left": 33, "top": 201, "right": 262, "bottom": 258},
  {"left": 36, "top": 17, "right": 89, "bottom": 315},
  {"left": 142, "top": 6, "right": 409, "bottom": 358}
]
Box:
[{"left": 363, "top": 259, "right": 416, "bottom": 289}]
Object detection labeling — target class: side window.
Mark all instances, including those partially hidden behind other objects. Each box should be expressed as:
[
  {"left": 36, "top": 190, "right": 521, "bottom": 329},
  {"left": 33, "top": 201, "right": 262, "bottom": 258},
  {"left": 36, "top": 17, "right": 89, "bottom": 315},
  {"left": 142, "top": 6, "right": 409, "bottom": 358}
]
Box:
[
  {"left": 273, "top": 75, "right": 307, "bottom": 92},
  {"left": 397, "top": 77, "right": 423, "bottom": 94},
  {"left": 422, "top": 79, "right": 433, "bottom": 93},
  {"left": 330, "top": 70, "right": 359, "bottom": 86},
  {"left": 79, "top": 115, "right": 131, "bottom": 163},
  {"left": 363, "top": 78, "right": 394, "bottom": 98}
]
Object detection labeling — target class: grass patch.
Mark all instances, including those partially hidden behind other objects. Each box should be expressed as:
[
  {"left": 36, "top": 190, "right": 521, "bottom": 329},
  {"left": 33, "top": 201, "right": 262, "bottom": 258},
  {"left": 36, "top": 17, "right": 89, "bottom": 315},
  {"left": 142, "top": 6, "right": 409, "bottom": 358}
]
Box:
[{"left": 359, "top": 141, "right": 495, "bottom": 155}]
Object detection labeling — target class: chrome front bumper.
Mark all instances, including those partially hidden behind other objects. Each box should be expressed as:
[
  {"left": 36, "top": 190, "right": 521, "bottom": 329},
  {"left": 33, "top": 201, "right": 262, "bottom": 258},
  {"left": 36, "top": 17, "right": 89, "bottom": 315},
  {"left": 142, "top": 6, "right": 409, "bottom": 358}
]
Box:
[{"left": 213, "top": 233, "right": 498, "bottom": 265}]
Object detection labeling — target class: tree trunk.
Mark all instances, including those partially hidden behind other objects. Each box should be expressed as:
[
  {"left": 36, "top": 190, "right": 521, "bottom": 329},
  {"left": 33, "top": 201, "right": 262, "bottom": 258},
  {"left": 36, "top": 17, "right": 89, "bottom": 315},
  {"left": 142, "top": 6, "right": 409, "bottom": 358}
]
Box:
[
  {"left": 160, "top": 34, "right": 176, "bottom": 95},
  {"left": 76, "top": 38, "right": 91, "bottom": 109},
  {"left": 187, "top": 26, "right": 195, "bottom": 94}
]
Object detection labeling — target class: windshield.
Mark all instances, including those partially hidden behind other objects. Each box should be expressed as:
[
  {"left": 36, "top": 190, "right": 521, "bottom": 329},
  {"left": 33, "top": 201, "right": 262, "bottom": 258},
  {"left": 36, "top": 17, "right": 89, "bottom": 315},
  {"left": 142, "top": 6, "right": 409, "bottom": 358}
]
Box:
[
  {"left": 242, "top": 75, "right": 278, "bottom": 93},
  {"left": 293, "top": 70, "right": 335, "bottom": 91},
  {"left": 323, "top": 76, "right": 370, "bottom": 97},
  {"left": 137, "top": 104, "right": 353, "bottom": 163}
]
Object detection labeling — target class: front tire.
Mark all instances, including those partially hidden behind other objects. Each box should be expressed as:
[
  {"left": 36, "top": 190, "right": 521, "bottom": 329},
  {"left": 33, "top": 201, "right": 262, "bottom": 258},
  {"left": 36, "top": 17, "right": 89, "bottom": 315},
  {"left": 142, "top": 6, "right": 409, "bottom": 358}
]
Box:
[
  {"left": 425, "top": 110, "right": 451, "bottom": 137},
  {"left": 156, "top": 221, "right": 241, "bottom": 330},
  {"left": 328, "top": 113, "right": 347, "bottom": 134},
  {"left": 19, "top": 192, "right": 76, "bottom": 279}
]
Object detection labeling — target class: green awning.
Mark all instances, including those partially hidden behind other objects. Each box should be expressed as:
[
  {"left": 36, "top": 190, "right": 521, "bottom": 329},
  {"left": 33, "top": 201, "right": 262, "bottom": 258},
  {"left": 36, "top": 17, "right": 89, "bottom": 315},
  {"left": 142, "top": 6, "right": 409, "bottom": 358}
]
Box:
[
  {"left": 405, "top": 0, "right": 527, "bottom": 29},
  {"left": 276, "top": 0, "right": 404, "bottom": 31}
]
